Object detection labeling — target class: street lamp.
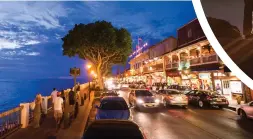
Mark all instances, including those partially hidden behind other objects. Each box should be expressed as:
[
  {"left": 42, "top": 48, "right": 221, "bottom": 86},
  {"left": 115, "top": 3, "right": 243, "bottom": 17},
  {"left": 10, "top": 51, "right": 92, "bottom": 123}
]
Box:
[{"left": 86, "top": 63, "right": 95, "bottom": 100}]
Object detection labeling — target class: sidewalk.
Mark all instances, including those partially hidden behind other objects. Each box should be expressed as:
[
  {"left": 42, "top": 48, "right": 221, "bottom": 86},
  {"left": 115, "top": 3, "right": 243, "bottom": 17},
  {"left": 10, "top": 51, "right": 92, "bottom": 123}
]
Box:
[
  {"left": 6, "top": 89, "right": 94, "bottom": 139},
  {"left": 57, "top": 91, "right": 94, "bottom": 139},
  {"left": 226, "top": 100, "right": 245, "bottom": 112}
]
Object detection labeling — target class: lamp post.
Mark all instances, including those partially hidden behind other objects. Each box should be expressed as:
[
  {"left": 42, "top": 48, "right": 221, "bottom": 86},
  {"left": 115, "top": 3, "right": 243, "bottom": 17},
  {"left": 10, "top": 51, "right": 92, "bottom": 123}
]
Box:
[
  {"left": 70, "top": 67, "right": 80, "bottom": 86},
  {"left": 86, "top": 64, "right": 92, "bottom": 100}
]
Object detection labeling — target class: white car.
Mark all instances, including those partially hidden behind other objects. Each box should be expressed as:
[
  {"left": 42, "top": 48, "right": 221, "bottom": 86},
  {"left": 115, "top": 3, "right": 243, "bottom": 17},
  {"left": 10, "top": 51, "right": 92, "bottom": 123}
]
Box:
[{"left": 237, "top": 101, "right": 253, "bottom": 119}]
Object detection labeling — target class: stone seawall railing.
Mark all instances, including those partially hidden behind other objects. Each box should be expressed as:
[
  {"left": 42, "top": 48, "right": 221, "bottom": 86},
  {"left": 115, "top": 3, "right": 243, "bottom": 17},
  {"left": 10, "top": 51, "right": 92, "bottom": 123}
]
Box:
[{"left": 0, "top": 82, "right": 90, "bottom": 138}]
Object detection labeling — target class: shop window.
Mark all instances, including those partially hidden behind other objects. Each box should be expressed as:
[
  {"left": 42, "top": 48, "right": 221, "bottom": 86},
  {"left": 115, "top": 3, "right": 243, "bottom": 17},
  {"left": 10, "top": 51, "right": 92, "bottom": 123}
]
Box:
[{"left": 223, "top": 80, "right": 230, "bottom": 89}]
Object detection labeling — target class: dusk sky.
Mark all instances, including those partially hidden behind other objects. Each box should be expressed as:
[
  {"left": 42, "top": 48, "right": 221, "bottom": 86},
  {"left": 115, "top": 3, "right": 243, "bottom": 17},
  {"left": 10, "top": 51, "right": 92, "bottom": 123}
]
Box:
[{"left": 0, "top": 1, "right": 196, "bottom": 80}]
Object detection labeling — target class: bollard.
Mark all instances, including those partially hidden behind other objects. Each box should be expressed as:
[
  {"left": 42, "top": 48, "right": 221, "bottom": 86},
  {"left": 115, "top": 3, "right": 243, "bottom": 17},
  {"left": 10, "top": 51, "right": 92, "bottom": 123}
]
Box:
[
  {"left": 20, "top": 103, "right": 29, "bottom": 128},
  {"left": 41, "top": 96, "right": 48, "bottom": 114}
]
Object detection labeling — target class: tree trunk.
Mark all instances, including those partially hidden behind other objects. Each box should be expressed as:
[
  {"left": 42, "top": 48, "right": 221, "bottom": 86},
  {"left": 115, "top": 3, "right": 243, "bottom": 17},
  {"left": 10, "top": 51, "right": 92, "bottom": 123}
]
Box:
[{"left": 96, "top": 68, "right": 104, "bottom": 89}]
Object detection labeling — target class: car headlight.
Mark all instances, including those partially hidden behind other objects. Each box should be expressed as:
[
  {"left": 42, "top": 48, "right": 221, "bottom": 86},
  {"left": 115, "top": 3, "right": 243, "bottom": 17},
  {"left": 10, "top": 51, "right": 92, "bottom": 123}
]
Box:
[
  {"left": 155, "top": 99, "right": 160, "bottom": 103},
  {"left": 137, "top": 99, "right": 144, "bottom": 104}
]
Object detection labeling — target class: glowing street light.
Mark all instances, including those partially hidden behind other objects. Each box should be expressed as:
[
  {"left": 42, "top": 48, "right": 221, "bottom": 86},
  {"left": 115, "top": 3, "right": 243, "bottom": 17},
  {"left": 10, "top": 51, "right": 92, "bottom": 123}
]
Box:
[
  {"left": 91, "top": 70, "right": 95, "bottom": 75},
  {"left": 86, "top": 64, "right": 92, "bottom": 69}
]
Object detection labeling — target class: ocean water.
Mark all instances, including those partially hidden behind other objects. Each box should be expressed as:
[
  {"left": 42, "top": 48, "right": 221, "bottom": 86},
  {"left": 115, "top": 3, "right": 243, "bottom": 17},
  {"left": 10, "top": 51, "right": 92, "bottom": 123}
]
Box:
[{"left": 0, "top": 78, "right": 87, "bottom": 112}]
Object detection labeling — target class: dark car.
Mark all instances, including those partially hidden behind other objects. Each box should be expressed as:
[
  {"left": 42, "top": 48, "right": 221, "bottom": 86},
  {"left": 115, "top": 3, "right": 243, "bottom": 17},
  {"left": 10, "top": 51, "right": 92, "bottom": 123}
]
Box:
[
  {"left": 186, "top": 90, "right": 229, "bottom": 109},
  {"left": 100, "top": 91, "right": 119, "bottom": 100},
  {"left": 83, "top": 120, "right": 147, "bottom": 139},
  {"left": 95, "top": 97, "right": 131, "bottom": 120}
]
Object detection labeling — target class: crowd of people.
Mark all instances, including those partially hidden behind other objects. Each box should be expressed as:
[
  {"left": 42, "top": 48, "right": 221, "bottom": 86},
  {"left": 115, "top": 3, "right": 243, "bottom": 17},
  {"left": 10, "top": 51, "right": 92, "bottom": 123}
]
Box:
[{"left": 31, "top": 83, "right": 85, "bottom": 131}]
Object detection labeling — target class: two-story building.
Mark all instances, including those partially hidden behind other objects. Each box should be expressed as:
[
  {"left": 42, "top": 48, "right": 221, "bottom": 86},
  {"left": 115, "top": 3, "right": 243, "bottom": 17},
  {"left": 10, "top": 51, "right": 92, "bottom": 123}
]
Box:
[
  {"left": 128, "top": 18, "right": 245, "bottom": 102},
  {"left": 129, "top": 37, "right": 177, "bottom": 85}
]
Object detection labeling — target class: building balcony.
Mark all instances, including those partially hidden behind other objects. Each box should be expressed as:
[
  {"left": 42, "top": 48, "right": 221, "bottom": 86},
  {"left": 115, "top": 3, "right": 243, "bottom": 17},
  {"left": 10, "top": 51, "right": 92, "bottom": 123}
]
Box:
[
  {"left": 172, "top": 62, "right": 179, "bottom": 69},
  {"left": 165, "top": 54, "right": 219, "bottom": 70}
]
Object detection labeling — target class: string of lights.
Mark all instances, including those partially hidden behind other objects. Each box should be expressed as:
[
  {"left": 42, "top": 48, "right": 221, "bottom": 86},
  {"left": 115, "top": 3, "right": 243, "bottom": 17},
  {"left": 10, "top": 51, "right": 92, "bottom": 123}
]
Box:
[{"left": 129, "top": 37, "right": 148, "bottom": 58}]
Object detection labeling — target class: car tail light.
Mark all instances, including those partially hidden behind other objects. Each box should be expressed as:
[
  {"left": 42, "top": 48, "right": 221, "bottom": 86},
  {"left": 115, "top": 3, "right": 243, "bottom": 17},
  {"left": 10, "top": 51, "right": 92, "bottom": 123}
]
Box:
[{"left": 167, "top": 95, "right": 174, "bottom": 100}]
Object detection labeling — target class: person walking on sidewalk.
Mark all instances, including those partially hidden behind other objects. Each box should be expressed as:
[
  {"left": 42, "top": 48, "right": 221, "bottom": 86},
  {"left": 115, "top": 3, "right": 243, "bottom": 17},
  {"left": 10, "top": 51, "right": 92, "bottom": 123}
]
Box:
[
  {"left": 54, "top": 92, "right": 64, "bottom": 131},
  {"left": 68, "top": 88, "right": 76, "bottom": 119},
  {"left": 243, "top": 0, "right": 253, "bottom": 39},
  {"left": 51, "top": 88, "right": 58, "bottom": 108},
  {"left": 33, "top": 94, "right": 42, "bottom": 128}
]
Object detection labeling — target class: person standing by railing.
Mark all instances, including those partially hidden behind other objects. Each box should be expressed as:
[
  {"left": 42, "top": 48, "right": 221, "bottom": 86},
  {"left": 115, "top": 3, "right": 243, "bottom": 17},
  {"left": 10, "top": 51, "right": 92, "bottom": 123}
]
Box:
[
  {"left": 51, "top": 88, "right": 58, "bottom": 110},
  {"left": 54, "top": 92, "right": 64, "bottom": 131},
  {"left": 33, "top": 94, "right": 42, "bottom": 128}
]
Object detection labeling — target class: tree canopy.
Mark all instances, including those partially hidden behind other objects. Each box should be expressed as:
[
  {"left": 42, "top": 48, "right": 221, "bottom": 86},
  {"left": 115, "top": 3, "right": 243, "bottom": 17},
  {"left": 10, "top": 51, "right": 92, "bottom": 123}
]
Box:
[{"left": 62, "top": 20, "right": 132, "bottom": 88}]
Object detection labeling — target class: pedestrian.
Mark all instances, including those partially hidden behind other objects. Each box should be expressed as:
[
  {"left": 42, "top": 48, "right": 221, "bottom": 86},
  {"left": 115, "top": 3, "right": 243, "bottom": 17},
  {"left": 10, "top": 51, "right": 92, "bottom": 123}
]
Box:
[
  {"left": 61, "top": 90, "right": 65, "bottom": 101},
  {"left": 33, "top": 94, "right": 42, "bottom": 128},
  {"left": 243, "top": 0, "right": 253, "bottom": 39},
  {"left": 54, "top": 92, "right": 64, "bottom": 131},
  {"left": 51, "top": 88, "right": 58, "bottom": 108},
  {"left": 68, "top": 88, "right": 76, "bottom": 119}
]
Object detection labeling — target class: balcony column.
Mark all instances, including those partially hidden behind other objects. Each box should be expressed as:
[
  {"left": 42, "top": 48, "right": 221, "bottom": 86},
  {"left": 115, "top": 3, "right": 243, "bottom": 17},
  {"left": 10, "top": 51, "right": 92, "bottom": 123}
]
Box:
[
  {"left": 211, "top": 72, "right": 216, "bottom": 91},
  {"left": 177, "top": 53, "right": 181, "bottom": 68},
  {"left": 198, "top": 47, "right": 203, "bottom": 63}
]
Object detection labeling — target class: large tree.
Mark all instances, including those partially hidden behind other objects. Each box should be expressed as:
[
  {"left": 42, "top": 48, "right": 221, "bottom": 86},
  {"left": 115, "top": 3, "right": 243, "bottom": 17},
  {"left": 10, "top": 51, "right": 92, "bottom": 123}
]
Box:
[{"left": 62, "top": 21, "right": 132, "bottom": 89}]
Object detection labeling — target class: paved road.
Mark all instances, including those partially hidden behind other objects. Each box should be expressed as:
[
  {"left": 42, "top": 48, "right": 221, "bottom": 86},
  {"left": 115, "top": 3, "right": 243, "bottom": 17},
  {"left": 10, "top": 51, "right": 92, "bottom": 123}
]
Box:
[{"left": 118, "top": 89, "right": 253, "bottom": 139}]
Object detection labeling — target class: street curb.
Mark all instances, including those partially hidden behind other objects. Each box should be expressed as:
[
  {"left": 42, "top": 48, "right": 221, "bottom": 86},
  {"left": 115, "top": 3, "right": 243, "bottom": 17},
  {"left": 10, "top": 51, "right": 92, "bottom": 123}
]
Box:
[
  {"left": 79, "top": 92, "right": 94, "bottom": 137},
  {"left": 224, "top": 106, "right": 236, "bottom": 112}
]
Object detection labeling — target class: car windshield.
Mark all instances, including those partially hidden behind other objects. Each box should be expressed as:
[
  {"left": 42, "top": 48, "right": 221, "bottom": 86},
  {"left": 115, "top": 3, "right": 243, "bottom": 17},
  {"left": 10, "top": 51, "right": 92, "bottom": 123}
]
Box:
[
  {"left": 178, "top": 86, "right": 191, "bottom": 90},
  {"left": 100, "top": 100, "right": 128, "bottom": 110},
  {"left": 135, "top": 90, "right": 153, "bottom": 97},
  {"left": 165, "top": 90, "right": 182, "bottom": 95}
]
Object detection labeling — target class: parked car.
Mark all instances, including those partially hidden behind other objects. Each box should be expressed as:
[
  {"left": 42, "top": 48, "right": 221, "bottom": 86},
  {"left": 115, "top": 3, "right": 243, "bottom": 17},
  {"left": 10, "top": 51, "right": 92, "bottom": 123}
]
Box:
[
  {"left": 100, "top": 91, "right": 119, "bottom": 100},
  {"left": 128, "top": 89, "right": 160, "bottom": 109},
  {"left": 169, "top": 85, "right": 191, "bottom": 94},
  {"left": 186, "top": 90, "right": 229, "bottom": 109},
  {"left": 156, "top": 89, "right": 188, "bottom": 108},
  {"left": 95, "top": 97, "right": 131, "bottom": 120},
  {"left": 237, "top": 101, "right": 253, "bottom": 119},
  {"left": 83, "top": 120, "right": 147, "bottom": 139}
]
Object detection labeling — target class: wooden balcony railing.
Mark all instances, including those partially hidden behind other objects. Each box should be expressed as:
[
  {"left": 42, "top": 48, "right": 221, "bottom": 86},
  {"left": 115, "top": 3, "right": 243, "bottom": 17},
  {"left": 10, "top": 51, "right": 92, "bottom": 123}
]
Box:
[
  {"left": 202, "top": 54, "right": 218, "bottom": 63},
  {"left": 190, "top": 57, "right": 201, "bottom": 66},
  {"left": 172, "top": 62, "right": 179, "bottom": 68}
]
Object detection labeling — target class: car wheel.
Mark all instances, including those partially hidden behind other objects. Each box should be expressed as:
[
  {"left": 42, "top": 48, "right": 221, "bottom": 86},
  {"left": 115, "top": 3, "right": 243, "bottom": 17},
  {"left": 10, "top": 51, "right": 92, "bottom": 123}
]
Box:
[
  {"left": 240, "top": 110, "right": 247, "bottom": 120},
  {"left": 198, "top": 100, "right": 204, "bottom": 108},
  {"left": 183, "top": 105, "right": 188, "bottom": 109}
]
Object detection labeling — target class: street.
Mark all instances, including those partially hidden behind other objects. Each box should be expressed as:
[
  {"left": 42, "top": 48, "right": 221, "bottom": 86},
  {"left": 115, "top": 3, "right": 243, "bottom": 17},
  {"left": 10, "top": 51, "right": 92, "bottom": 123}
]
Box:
[{"left": 117, "top": 89, "right": 253, "bottom": 139}]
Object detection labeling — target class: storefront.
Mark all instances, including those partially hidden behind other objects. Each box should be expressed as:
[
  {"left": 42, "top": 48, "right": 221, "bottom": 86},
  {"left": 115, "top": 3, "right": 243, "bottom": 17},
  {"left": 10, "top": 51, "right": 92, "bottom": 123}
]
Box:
[
  {"left": 166, "top": 71, "right": 181, "bottom": 85},
  {"left": 146, "top": 72, "right": 166, "bottom": 85},
  {"left": 181, "top": 73, "right": 199, "bottom": 89},
  {"left": 213, "top": 72, "right": 243, "bottom": 100},
  {"left": 198, "top": 72, "right": 213, "bottom": 90}
]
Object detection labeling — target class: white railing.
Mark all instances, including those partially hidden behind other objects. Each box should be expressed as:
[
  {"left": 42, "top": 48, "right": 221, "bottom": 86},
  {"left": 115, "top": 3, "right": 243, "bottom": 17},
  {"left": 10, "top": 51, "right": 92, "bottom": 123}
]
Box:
[{"left": 165, "top": 54, "right": 219, "bottom": 70}]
